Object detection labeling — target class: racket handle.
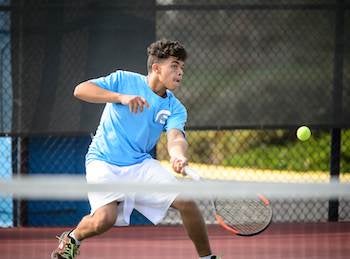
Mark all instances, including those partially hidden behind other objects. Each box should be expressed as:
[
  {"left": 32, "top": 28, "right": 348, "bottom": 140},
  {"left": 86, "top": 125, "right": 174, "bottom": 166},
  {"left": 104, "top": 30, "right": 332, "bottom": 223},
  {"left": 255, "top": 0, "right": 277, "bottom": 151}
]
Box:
[{"left": 184, "top": 167, "right": 201, "bottom": 181}]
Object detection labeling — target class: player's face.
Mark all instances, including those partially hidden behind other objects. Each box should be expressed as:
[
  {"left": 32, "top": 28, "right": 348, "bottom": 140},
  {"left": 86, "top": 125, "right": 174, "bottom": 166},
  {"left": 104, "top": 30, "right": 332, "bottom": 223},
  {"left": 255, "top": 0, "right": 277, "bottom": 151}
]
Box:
[{"left": 158, "top": 57, "right": 185, "bottom": 90}]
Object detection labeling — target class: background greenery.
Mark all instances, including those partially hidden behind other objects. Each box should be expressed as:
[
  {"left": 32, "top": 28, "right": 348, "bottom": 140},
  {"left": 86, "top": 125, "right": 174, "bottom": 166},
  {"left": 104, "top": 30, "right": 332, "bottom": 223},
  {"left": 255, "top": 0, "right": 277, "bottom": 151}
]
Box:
[{"left": 157, "top": 129, "right": 350, "bottom": 173}]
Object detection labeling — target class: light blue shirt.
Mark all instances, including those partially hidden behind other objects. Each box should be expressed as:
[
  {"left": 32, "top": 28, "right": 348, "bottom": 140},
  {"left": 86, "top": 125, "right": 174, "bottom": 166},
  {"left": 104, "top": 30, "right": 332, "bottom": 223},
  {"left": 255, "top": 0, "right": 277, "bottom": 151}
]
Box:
[{"left": 86, "top": 70, "right": 187, "bottom": 166}]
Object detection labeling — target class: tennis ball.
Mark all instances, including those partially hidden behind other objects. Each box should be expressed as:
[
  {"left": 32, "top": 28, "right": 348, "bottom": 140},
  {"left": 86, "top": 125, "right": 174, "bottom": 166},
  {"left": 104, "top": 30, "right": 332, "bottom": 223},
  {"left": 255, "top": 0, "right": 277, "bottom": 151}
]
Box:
[{"left": 296, "top": 126, "right": 311, "bottom": 141}]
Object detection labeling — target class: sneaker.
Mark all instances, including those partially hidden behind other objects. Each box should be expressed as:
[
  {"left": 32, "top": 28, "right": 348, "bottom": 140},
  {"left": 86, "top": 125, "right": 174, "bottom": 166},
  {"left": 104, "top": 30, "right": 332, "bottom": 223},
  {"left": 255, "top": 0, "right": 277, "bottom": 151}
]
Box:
[{"left": 51, "top": 231, "right": 80, "bottom": 259}]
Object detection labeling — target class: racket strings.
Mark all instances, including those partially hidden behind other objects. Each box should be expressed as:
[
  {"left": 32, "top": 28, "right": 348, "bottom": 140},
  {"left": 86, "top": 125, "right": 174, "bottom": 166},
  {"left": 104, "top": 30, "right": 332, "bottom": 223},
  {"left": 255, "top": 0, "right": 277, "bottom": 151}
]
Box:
[{"left": 215, "top": 197, "right": 272, "bottom": 235}]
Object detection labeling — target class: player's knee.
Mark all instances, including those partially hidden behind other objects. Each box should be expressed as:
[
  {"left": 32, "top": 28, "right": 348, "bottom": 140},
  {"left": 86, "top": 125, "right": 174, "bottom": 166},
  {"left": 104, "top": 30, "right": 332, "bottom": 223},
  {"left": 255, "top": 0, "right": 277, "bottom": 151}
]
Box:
[{"left": 92, "top": 212, "right": 115, "bottom": 234}]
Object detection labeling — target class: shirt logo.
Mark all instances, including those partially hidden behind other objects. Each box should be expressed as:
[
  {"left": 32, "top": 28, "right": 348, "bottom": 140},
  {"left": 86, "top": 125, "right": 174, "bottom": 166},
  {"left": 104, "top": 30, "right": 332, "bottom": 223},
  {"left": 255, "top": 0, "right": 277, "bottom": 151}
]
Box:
[{"left": 155, "top": 110, "right": 171, "bottom": 124}]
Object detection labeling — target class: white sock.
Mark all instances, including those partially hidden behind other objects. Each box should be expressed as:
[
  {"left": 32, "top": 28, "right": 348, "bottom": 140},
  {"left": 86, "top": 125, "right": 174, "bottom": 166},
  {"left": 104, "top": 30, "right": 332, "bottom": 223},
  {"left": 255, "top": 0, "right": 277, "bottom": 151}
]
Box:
[
  {"left": 69, "top": 230, "right": 81, "bottom": 245},
  {"left": 200, "top": 255, "right": 215, "bottom": 259}
]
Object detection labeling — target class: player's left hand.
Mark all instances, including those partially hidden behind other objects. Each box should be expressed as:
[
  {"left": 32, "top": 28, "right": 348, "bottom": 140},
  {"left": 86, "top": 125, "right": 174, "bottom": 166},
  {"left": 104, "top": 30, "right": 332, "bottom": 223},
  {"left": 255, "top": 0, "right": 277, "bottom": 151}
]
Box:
[{"left": 170, "top": 156, "right": 188, "bottom": 175}]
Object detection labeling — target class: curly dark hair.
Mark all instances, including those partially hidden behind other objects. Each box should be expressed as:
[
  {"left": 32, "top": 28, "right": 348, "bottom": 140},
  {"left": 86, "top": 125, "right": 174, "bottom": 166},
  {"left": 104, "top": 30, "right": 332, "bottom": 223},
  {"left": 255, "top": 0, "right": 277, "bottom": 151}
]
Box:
[{"left": 147, "top": 39, "right": 187, "bottom": 72}]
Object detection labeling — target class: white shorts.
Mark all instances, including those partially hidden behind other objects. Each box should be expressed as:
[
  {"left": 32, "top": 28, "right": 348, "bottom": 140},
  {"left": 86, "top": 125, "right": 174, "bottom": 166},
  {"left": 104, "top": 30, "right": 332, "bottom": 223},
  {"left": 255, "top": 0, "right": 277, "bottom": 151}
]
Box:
[{"left": 86, "top": 159, "right": 178, "bottom": 226}]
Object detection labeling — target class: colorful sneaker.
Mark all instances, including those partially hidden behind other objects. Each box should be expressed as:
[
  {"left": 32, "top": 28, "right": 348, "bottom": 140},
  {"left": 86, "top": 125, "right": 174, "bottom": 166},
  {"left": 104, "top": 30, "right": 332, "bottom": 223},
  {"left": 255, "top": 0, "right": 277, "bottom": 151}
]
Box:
[{"left": 51, "top": 231, "right": 80, "bottom": 259}]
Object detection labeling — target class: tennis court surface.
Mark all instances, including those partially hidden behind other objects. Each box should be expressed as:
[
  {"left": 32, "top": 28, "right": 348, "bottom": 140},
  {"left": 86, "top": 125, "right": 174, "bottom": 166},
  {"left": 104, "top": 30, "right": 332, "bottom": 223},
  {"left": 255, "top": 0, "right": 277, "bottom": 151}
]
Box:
[{"left": 1, "top": 222, "right": 349, "bottom": 259}]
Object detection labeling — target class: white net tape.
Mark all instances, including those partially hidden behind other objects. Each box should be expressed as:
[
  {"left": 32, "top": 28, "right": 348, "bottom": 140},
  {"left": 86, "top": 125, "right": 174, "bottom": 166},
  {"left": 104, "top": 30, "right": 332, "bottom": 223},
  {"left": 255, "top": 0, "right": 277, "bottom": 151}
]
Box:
[{"left": 1, "top": 175, "right": 349, "bottom": 200}]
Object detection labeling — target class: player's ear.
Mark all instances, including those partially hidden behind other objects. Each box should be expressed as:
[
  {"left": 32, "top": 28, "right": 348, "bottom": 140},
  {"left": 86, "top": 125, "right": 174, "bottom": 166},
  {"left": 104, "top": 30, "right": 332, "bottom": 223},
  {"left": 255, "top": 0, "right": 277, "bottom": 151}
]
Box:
[{"left": 152, "top": 63, "right": 161, "bottom": 74}]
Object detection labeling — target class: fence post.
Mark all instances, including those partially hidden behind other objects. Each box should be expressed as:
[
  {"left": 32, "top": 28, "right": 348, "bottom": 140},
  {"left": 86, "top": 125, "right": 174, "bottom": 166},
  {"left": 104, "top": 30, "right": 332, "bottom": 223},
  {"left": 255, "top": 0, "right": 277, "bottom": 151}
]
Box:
[
  {"left": 329, "top": 0, "right": 345, "bottom": 222},
  {"left": 12, "top": 136, "right": 28, "bottom": 226}
]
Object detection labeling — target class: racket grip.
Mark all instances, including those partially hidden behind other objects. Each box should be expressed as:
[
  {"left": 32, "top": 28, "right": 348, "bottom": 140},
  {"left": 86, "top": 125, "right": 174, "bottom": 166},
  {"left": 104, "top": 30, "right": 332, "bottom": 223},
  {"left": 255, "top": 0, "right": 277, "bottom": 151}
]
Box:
[{"left": 184, "top": 167, "right": 201, "bottom": 181}]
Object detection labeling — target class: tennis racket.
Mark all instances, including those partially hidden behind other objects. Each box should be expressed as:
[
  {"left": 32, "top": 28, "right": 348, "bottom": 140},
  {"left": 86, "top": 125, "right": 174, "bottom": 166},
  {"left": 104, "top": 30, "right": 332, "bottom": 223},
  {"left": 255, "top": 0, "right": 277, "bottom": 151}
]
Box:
[{"left": 184, "top": 167, "right": 273, "bottom": 236}]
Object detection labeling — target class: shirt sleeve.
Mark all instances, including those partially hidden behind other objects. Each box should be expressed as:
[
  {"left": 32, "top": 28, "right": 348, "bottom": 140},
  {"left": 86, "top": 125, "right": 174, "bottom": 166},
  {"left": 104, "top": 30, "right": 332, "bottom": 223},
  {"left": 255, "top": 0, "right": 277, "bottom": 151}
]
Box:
[
  {"left": 89, "top": 70, "right": 122, "bottom": 92},
  {"left": 165, "top": 98, "right": 187, "bottom": 134}
]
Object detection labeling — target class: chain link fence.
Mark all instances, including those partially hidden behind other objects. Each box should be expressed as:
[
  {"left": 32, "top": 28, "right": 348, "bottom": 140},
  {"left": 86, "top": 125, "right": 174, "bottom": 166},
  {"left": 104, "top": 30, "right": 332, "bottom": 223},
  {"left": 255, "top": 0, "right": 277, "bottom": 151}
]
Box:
[
  {"left": 0, "top": 0, "right": 349, "bottom": 226},
  {"left": 158, "top": 129, "right": 350, "bottom": 224}
]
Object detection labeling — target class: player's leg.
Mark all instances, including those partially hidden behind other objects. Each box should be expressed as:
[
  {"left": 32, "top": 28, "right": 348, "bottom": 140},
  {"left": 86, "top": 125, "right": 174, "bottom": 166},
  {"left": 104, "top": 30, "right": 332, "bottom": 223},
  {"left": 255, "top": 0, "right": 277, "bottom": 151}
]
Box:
[
  {"left": 52, "top": 160, "right": 125, "bottom": 259},
  {"left": 51, "top": 202, "right": 118, "bottom": 259},
  {"left": 71, "top": 201, "right": 118, "bottom": 241},
  {"left": 171, "top": 198, "right": 212, "bottom": 257}
]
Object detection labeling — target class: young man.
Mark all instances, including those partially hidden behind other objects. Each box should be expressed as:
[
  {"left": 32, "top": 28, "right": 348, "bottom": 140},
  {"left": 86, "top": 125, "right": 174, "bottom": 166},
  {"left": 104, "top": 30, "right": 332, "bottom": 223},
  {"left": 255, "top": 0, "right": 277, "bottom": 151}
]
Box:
[{"left": 51, "top": 39, "right": 220, "bottom": 259}]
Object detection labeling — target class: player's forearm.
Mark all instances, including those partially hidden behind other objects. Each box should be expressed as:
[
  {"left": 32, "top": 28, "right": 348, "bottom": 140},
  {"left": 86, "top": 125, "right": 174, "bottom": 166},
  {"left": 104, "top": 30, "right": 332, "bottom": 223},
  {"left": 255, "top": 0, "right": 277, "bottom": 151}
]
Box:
[
  {"left": 167, "top": 134, "right": 188, "bottom": 159},
  {"left": 168, "top": 131, "right": 188, "bottom": 174},
  {"left": 73, "top": 81, "right": 122, "bottom": 103}
]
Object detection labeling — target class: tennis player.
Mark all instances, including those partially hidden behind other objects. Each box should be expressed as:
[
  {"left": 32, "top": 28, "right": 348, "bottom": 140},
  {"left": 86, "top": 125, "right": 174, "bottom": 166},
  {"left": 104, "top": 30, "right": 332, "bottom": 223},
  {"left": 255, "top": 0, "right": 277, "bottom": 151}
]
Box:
[{"left": 51, "top": 39, "right": 220, "bottom": 259}]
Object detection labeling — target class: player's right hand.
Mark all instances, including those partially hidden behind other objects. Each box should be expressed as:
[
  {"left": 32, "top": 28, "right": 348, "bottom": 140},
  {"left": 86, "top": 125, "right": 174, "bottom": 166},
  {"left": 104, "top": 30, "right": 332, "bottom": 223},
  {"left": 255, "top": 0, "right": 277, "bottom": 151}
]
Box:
[
  {"left": 120, "top": 95, "right": 150, "bottom": 113},
  {"left": 170, "top": 155, "right": 188, "bottom": 175}
]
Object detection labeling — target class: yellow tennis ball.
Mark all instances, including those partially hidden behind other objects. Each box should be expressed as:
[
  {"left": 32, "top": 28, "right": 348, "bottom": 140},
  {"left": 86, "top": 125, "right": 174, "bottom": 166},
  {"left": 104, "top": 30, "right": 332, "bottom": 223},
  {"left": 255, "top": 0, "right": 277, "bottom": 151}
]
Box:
[{"left": 296, "top": 126, "right": 311, "bottom": 141}]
